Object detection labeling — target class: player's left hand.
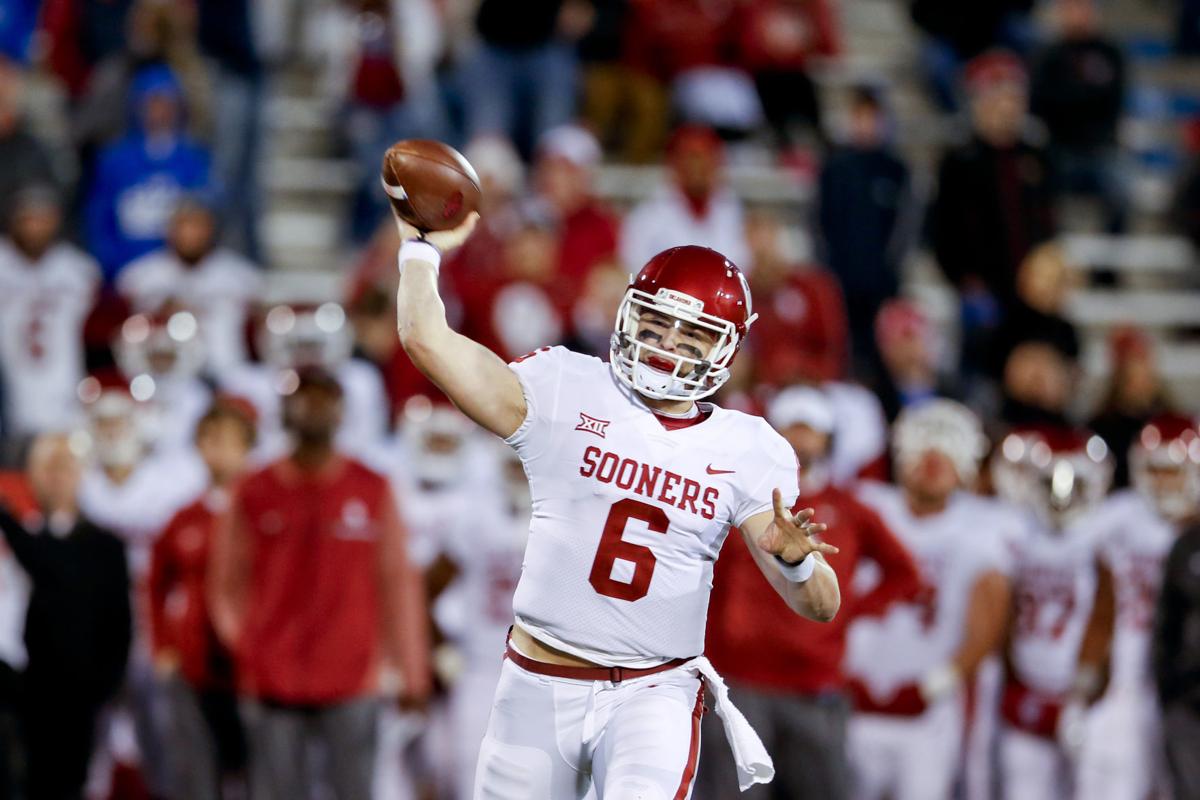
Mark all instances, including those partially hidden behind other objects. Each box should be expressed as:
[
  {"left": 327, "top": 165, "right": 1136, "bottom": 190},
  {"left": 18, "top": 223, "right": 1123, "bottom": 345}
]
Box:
[{"left": 756, "top": 488, "right": 838, "bottom": 564}]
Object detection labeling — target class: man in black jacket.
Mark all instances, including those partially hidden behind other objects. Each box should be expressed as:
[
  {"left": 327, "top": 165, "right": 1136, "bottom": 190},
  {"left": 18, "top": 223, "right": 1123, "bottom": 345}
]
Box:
[
  {"left": 1031, "top": 0, "right": 1128, "bottom": 232},
  {"left": 1155, "top": 509, "right": 1200, "bottom": 800},
  {"left": 928, "top": 50, "right": 1056, "bottom": 393},
  {"left": 818, "top": 84, "right": 912, "bottom": 380},
  {"left": 0, "top": 433, "right": 131, "bottom": 800}
]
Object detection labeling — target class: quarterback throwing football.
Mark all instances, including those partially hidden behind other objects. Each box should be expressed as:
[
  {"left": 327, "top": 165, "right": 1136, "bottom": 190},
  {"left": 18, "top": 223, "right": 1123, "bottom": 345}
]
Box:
[{"left": 394, "top": 211, "right": 840, "bottom": 799}]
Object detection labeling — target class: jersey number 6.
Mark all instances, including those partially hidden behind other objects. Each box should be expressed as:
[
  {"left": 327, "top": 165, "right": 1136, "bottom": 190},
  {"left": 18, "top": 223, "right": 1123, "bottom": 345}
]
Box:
[{"left": 588, "top": 499, "right": 670, "bottom": 602}]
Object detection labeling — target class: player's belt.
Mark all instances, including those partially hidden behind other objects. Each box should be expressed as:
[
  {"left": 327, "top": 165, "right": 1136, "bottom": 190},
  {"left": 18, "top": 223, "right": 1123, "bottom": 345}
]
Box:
[{"left": 504, "top": 642, "right": 690, "bottom": 684}]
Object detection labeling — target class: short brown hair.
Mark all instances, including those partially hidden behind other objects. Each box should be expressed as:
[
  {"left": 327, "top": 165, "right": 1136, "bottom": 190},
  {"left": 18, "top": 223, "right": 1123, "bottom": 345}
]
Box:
[{"left": 195, "top": 396, "right": 257, "bottom": 446}]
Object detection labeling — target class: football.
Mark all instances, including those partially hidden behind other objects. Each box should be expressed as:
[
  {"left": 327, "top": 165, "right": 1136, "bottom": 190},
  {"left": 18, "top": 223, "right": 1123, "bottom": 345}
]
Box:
[{"left": 381, "top": 139, "right": 482, "bottom": 233}]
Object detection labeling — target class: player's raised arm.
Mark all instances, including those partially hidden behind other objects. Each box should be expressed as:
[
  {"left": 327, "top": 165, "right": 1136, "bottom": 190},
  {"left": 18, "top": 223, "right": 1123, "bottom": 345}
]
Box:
[
  {"left": 392, "top": 211, "right": 527, "bottom": 439},
  {"left": 740, "top": 489, "right": 841, "bottom": 621}
]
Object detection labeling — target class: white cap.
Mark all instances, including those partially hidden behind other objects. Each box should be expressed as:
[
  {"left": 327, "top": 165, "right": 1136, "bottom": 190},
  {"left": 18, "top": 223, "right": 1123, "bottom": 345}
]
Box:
[
  {"left": 767, "top": 386, "right": 835, "bottom": 434},
  {"left": 537, "top": 124, "right": 602, "bottom": 169}
]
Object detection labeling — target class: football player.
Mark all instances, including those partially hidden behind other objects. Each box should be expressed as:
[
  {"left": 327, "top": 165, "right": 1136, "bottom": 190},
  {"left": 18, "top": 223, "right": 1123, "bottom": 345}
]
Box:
[
  {"left": 220, "top": 303, "right": 389, "bottom": 460},
  {"left": 846, "top": 400, "right": 1016, "bottom": 800},
  {"left": 436, "top": 441, "right": 530, "bottom": 800},
  {"left": 393, "top": 212, "right": 840, "bottom": 799},
  {"left": 112, "top": 310, "right": 212, "bottom": 454},
  {"left": 1076, "top": 414, "right": 1199, "bottom": 799},
  {"left": 991, "top": 427, "right": 1116, "bottom": 800},
  {"left": 0, "top": 184, "right": 100, "bottom": 439}
]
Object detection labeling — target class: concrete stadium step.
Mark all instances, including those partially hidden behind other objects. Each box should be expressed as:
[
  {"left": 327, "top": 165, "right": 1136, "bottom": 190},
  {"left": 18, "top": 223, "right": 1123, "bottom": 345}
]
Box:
[
  {"left": 265, "top": 156, "right": 358, "bottom": 195},
  {"left": 262, "top": 268, "right": 346, "bottom": 305},
  {"left": 593, "top": 164, "right": 812, "bottom": 209},
  {"left": 1061, "top": 233, "right": 1195, "bottom": 274},
  {"left": 1066, "top": 288, "right": 1200, "bottom": 328}
]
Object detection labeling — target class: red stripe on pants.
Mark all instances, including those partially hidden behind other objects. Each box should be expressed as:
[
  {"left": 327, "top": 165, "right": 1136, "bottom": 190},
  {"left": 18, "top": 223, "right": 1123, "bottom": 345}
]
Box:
[{"left": 673, "top": 684, "right": 706, "bottom": 800}]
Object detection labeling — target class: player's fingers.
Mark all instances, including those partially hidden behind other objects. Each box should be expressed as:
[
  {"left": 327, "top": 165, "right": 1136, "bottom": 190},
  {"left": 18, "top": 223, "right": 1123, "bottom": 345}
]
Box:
[
  {"left": 772, "top": 488, "right": 788, "bottom": 522},
  {"left": 814, "top": 542, "right": 840, "bottom": 556},
  {"left": 804, "top": 522, "right": 828, "bottom": 537},
  {"left": 792, "top": 507, "right": 815, "bottom": 525}
]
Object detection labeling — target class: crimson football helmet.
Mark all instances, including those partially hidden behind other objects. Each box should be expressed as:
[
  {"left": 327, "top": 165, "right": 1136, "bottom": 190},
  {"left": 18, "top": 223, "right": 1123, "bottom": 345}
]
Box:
[
  {"left": 258, "top": 303, "right": 353, "bottom": 370},
  {"left": 610, "top": 246, "right": 756, "bottom": 401},
  {"left": 114, "top": 311, "right": 205, "bottom": 391},
  {"left": 400, "top": 396, "right": 474, "bottom": 488},
  {"left": 993, "top": 426, "right": 1113, "bottom": 528},
  {"left": 1130, "top": 413, "right": 1200, "bottom": 522}
]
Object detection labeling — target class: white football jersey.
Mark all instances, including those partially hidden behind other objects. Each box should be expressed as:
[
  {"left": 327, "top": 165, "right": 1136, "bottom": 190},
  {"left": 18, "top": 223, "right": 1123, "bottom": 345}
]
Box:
[
  {"left": 505, "top": 346, "right": 799, "bottom": 666},
  {"left": 847, "top": 484, "right": 1015, "bottom": 699},
  {"left": 0, "top": 240, "right": 100, "bottom": 435},
  {"left": 118, "top": 247, "right": 263, "bottom": 374},
  {"left": 79, "top": 450, "right": 208, "bottom": 579},
  {"left": 1007, "top": 510, "right": 1103, "bottom": 695},
  {"left": 436, "top": 493, "right": 528, "bottom": 666},
  {"left": 139, "top": 375, "right": 213, "bottom": 454},
  {"left": 1093, "top": 490, "right": 1176, "bottom": 692},
  {"left": 824, "top": 381, "right": 888, "bottom": 486}
]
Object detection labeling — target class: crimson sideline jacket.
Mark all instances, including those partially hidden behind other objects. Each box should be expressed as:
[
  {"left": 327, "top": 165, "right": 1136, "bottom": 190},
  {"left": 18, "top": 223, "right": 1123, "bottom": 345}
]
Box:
[
  {"left": 210, "top": 456, "right": 430, "bottom": 705},
  {"left": 149, "top": 491, "right": 232, "bottom": 690},
  {"left": 707, "top": 484, "right": 920, "bottom": 693}
]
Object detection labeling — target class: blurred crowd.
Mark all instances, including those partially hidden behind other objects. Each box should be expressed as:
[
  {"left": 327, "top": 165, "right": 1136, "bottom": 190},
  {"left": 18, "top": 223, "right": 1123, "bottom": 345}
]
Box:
[{"left": 0, "top": 0, "right": 1199, "bottom": 798}]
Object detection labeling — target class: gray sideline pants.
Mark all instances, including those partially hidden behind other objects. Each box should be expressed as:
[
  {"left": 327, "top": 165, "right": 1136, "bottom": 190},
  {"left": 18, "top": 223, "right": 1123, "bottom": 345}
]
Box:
[
  {"left": 241, "top": 695, "right": 379, "bottom": 800},
  {"left": 694, "top": 682, "right": 850, "bottom": 800}
]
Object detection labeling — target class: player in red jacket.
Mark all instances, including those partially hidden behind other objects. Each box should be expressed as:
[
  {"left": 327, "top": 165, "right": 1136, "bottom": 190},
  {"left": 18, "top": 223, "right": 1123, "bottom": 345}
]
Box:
[
  {"left": 700, "top": 386, "right": 920, "bottom": 800},
  {"left": 148, "top": 396, "right": 256, "bottom": 800},
  {"left": 208, "top": 367, "right": 431, "bottom": 800}
]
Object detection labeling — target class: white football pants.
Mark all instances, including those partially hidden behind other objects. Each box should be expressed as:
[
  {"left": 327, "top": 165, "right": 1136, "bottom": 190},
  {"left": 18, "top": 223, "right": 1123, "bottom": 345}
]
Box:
[
  {"left": 999, "top": 727, "right": 1071, "bottom": 800},
  {"left": 473, "top": 657, "right": 704, "bottom": 800},
  {"left": 848, "top": 698, "right": 964, "bottom": 800}
]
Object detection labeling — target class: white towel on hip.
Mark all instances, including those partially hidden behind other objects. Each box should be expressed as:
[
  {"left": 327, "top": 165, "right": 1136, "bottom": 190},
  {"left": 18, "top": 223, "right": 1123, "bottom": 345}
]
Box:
[{"left": 684, "top": 656, "right": 774, "bottom": 790}]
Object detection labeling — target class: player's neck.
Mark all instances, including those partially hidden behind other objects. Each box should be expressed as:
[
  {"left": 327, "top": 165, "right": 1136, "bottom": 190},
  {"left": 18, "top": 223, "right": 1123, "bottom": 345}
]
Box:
[
  {"left": 904, "top": 488, "right": 950, "bottom": 517},
  {"left": 291, "top": 439, "right": 336, "bottom": 472},
  {"left": 103, "top": 463, "right": 135, "bottom": 486},
  {"left": 639, "top": 395, "right": 696, "bottom": 417}
]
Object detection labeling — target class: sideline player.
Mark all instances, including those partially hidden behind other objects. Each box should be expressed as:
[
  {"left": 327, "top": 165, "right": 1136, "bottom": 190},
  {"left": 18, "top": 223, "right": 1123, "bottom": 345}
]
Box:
[
  {"left": 991, "top": 426, "right": 1116, "bottom": 800},
  {"left": 393, "top": 211, "right": 841, "bottom": 799},
  {"left": 846, "top": 400, "right": 1015, "bottom": 800},
  {"left": 1077, "top": 414, "right": 1199, "bottom": 799}
]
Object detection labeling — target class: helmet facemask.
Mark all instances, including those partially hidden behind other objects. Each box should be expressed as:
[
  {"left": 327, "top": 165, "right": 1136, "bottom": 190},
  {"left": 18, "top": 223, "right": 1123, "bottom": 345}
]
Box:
[
  {"left": 609, "top": 287, "right": 743, "bottom": 402},
  {"left": 1132, "top": 443, "right": 1200, "bottom": 523},
  {"left": 994, "top": 433, "right": 1112, "bottom": 530}
]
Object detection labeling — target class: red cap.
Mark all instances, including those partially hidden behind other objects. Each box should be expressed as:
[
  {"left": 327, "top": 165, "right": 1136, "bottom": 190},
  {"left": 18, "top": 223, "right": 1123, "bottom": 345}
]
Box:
[
  {"left": 666, "top": 124, "right": 724, "bottom": 161},
  {"left": 874, "top": 299, "right": 929, "bottom": 349},
  {"left": 1110, "top": 325, "right": 1152, "bottom": 366},
  {"left": 964, "top": 50, "right": 1027, "bottom": 94}
]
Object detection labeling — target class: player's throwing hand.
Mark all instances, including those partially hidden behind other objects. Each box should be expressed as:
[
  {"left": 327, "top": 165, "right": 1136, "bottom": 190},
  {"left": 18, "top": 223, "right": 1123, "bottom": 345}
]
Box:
[
  {"left": 756, "top": 488, "right": 838, "bottom": 564},
  {"left": 392, "top": 207, "right": 480, "bottom": 253}
]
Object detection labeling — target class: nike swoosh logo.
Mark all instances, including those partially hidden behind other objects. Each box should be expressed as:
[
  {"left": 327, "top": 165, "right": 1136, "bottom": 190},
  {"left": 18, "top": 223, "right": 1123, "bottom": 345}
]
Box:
[{"left": 706, "top": 465, "right": 736, "bottom": 475}]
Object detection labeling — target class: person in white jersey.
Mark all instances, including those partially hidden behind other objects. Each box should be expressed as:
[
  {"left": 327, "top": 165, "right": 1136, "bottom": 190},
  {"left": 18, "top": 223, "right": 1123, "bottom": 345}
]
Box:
[
  {"left": 0, "top": 185, "right": 100, "bottom": 440},
  {"left": 1077, "top": 413, "right": 1199, "bottom": 800},
  {"left": 393, "top": 210, "right": 841, "bottom": 799},
  {"left": 437, "top": 442, "right": 530, "bottom": 800},
  {"left": 990, "top": 426, "right": 1117, "bottom": 800},
  {"left": 846, "top": 400, "right": 1015, "bottom": 800}
]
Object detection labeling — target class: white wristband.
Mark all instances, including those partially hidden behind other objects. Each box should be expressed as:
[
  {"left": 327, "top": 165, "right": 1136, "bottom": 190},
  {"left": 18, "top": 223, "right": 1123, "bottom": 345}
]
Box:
[
  {"left": 775, "top": 553, "right": 816, "bottom": 583},
  {"left": 398, "top": 239, "right": 441, "bottom": 274}
]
